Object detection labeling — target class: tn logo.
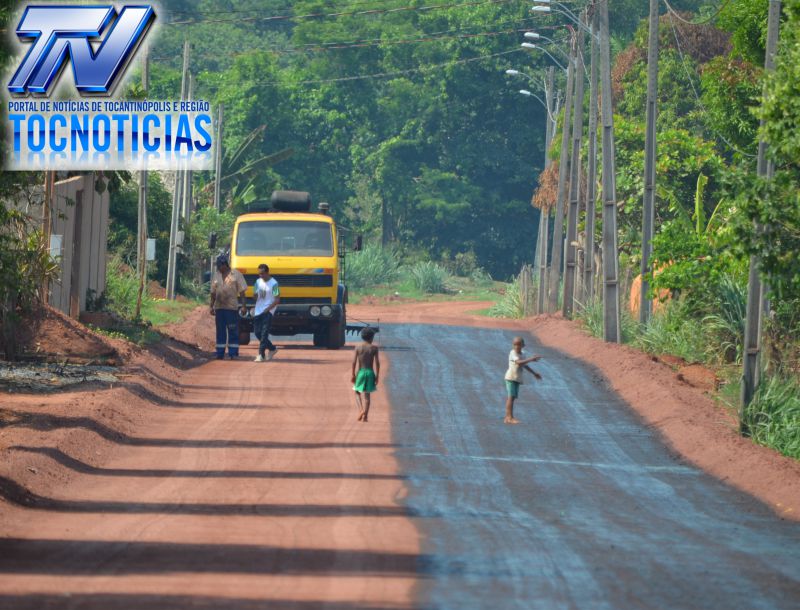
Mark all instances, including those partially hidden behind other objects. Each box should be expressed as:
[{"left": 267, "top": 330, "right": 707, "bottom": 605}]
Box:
[{"left": 8, "top": 5, "right": 155, "bottom": 95}]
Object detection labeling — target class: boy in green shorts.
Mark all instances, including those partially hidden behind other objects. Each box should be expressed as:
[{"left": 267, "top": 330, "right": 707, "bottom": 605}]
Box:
[
  {"left": 504, "top": 336, "right": 542, "bottom": 424},
  {"left": 352, "top": 327, "right": 380, "bottom": 422}
]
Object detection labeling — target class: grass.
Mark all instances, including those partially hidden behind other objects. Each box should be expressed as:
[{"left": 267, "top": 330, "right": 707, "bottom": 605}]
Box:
[
  {"left": 574, "top": 298, "right": 640, "bottom": 344},
  {"left": 99, "top": 255, "right": 201, "bottom": 345},
  {"left": 632, "top": 301, "right": 709, "bottom": 363},
  {"left": 349, "top": 271, "right": 503, "bottom": 304},
  {"left": 141, "top": 298, "right": 200, "bottom": 327},
  {"left": 346, "top": 244, "right": 400, "bottom": 289},
  {"left": 488, "top": 276, "right": 525, "bottom": 318},
  {"left": 408, "top": 261, "right": 450, "bottom": 294},
  {"left": 743, "top": 374, "right": 800, "bottom": 460}
]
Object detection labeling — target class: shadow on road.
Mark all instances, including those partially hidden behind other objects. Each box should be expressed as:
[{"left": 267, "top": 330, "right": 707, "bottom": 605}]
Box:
[
  {"left": 0, "top": 410, "right": 399, "bottom": 449},
  {"left": 10, "top": 447, "right": 409, "bottom": 481},
  {"left": 0, "top": 594, "right": 405, "bottom": 610},
  {"left": 0, "top": 476, "right": 418, "bottom": 517}
]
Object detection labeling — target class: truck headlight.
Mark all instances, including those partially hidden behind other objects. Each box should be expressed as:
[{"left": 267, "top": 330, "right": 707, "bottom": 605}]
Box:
[
  {"left": 310, "top": 306, "right": 321, "bottom": 317},
  {"left": 321, "top": 305, "right": 332, "bottom": 317}
]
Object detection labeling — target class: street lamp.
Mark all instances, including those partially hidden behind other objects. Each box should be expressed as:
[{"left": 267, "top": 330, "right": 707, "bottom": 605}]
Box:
[
  {"left": 531, "top": 1, "right": 596, "bottom": 39},
  {"left": 506, "top": 69, "right": 558, "bottom": 124},
  {"left": 521, "top": 42, "right": 567, "bottom": 71}
]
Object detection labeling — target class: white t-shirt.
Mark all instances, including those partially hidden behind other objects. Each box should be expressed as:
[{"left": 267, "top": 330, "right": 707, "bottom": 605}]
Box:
[
  {"left": 254, "top": 277, "right": 280, "bottom": 316},
  {"left": 505, "top": 349, "right": 526, "bottom": 383}
]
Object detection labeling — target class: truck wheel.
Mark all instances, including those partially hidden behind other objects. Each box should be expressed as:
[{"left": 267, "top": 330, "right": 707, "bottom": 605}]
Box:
[
  {"left": 326, "top": 308, "right": 346, "bottom": 350},
  {"left": 313, "top": 331, "right": 327, "bottom": 348}
]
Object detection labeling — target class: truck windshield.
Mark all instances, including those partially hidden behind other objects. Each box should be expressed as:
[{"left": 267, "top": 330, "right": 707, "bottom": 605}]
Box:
[{"left": 236, "top": 220, "right": 334, "bottom": 257}]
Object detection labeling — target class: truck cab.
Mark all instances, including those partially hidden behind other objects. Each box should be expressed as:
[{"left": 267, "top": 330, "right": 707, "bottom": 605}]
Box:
[{"left": 230, "top": 191, "right": 347, "bottom": 349}]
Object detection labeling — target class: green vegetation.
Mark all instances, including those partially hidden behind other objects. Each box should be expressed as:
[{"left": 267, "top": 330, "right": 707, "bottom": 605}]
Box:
[
  {"left": 103, "top": 255, "right": 200, "bottom": 344},
  {"left": 488, "top": 276, "right": 525, "bottom": 319},
  {"left": 743, "top": 375, "right": 800, "bottom": 459},
  {"left": 408, "top": 262, "right": 451, "bottom": 294},
  {"left": 346, "top": 245, "right": 401, "bottom": 290}
]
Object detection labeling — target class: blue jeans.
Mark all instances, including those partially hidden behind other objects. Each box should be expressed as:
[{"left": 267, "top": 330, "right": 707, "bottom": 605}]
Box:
[
  {"left": 215, "top": 309, "right": 239, "bottom": 358},
  {"left": 254, "top": 311, "right": 276, "bottom": 356}
]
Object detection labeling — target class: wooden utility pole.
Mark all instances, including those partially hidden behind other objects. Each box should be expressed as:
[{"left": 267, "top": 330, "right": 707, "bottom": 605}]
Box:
[
  {"left": 537, "top": 67, "right": 557, "bottom": 314},
  {"left": 167, "top": 39, "right": 190, "bottom": 300},
  {"left": 547, "top": 33, "right": 576, "bottom": 313},
  {"left": 598, "top": 0, "right": 621, "bottom": 342},
  {"left": 135, "top": 46, "right": 149, "bottom": 320},
  {"left": 563, "top": 20, "right": 586, "bottom": 319},
  {"left": 583, "top": 9, "right": 599, "bottom": 303},
  {"left": 741, "top": 0, "right": 782, "bottom": 430},
  {"left": 213, "top": 103, "right": 224, "bottom": 211},
  {"left": 639, "top": 0, "right": 659, "bottom": 324}
]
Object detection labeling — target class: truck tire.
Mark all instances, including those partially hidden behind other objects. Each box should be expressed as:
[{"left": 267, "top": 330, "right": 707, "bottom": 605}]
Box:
[
  {"left": 313, "top": 331, "right": 327, "bottom": 347},
  {"left": 326, "top": 306, "right": 346, "bottom": 350}
]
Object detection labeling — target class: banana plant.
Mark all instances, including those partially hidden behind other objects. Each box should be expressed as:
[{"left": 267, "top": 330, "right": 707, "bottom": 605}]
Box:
[{"left": 204, "top": 125, "right": 294, "bottom": 209}]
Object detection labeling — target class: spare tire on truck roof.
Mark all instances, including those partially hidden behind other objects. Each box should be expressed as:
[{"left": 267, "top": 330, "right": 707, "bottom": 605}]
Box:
[{"left": 271, "top": 190, "right": 312, "bottom": 212}]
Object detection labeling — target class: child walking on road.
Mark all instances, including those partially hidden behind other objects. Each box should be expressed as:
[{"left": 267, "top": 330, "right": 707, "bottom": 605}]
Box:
[
  {"left": 504, "top": 336, "right": 542, "bottom": 424},
  {"left": 352, "top": 327, "right": 380, "bottom": 423}
]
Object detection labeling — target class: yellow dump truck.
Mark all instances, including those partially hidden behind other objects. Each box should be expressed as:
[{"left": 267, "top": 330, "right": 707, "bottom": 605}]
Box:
[{"left": 229, "top": 191, "right": 351, "bottom": 349}]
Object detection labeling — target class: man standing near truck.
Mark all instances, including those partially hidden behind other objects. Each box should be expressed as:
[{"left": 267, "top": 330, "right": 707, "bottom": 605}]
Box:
[
  {"left": 210, "top": 256, "right": 247, "bottom": 360},
  {"left": 253, "top": 263, "right": 280, "bottom": 362}
]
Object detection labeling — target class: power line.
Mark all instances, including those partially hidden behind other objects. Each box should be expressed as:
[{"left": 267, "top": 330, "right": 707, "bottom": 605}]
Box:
[
  {"left": 166, "top": 0, "right": 520, "bottom": 27},
  {"left": 200, "top": 48, "right": 523, "bottom": 89},
  {"left": 662, "top": 0, "right": 733, "bottom": 26},
  {"left": 151, "top": 22, "right": 560, "bottom": 62}
]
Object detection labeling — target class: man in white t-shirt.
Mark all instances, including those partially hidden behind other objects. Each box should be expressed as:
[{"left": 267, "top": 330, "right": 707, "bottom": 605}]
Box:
[{"left": 253, "top": 263, "right": 280, "bottom": 362}]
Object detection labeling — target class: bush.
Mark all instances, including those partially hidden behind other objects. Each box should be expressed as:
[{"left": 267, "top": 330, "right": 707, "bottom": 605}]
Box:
[
  {"left": 575, "top": 298, "right": 640, "bottom": 344},
  {"left": 407, "top": 261, "right": 450, "bottom": 294},
  {"left": 633, "top": 301, "right": 708, "bottom": 363},
  {"left": 469, "top": 267, "right": 494, "bottom": 288},
  {"left": 488, "top": 276, "right": 524, "bottom": 318},
  {"left": 346, "top": 244, "right": 400, "bottom": 289},
  {"left": 743, "top": 375, "right": 800, "bottom": 460},
  {"left": 0, "top": 207, "right": 59, "bottom": 359},
  {"left": 105, "top": 255, "right": 140, "bottom": 320},
  {"left": 702, "top": 274, "right": 747, "bottom": 363}
]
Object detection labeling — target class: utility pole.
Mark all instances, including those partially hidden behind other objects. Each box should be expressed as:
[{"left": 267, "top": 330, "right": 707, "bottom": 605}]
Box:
[
  {"left": 41, "top": 171, "right": 55, "bottom": 303},
  {"left": 537, "top": 67, "right": 557, "bottom": 314},
  {"left": 562, "top": 19, "right": 586, "bottom": 319},
  {"left": 741, "top": 0, "right": 781, "bottom": 431},
  {"left": 598, "top": 0, "right": 621, "bottom": 342},
  {"left": 181, "top": 74, "right": 194, "bottom": 221},
  {"left": 213, "top": 103, "right": 224, "bottom": 211},
  {"left": 639, "top": 0, "right": 659, "bottom": 324},
  {"left": 167, "top": 39, "right": 190, "bottom": 300},
  {"left": 135, "top": 46, "right": 149, "bottom": 320},
  {"left": 583, "top": 8, "right": 599, "bottom": 303},
  {"left": 547, "top": 33, "right": 576, "bottom": 313}
]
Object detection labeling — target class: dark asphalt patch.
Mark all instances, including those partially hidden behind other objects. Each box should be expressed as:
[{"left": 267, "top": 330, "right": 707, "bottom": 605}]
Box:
[{"left": 385, "top": 323, "right": 800, "bottom": 610}]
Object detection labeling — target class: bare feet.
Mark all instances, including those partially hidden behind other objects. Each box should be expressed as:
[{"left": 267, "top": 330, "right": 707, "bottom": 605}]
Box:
[
  {"left": 357, "top": 411, "right": 365, "bottom": 421},
  {"left": 503, "top": 416, "right": 520, "bottom": 425}
]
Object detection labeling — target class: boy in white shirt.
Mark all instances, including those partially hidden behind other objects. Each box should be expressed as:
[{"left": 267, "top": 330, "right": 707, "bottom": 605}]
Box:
[
  {"left": 253, "top": 264, "right": 280, "bottom": 362},
  {"left": 504, "top": 336, "right": 542, "bottom": 424}
]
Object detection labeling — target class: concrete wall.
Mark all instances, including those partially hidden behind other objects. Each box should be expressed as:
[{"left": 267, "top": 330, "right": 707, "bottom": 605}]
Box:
[{"left": 47, "top": 173, "right": 109, "bottom": 317}]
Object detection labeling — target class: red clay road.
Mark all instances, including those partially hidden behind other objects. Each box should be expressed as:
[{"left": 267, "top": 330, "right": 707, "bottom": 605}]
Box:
[
  {"left": 1, "top": 308, "right": 800, "bottom": 609},
  {"left": 0, "top": 340, "right": 419, "bottom": 610}
]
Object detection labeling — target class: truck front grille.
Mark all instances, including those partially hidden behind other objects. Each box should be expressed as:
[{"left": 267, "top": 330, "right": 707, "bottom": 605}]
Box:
[
  {"left": 244, "top": 274, "right": 333, "bottom": 287},
  {"left": 279, "top": 297, "right": 332, "bottom": 305}
]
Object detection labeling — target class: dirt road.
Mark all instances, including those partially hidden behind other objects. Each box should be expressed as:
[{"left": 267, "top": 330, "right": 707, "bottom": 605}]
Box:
[
  {"left": 1, "top": 305, "right": 799, "bottom": 609},
  {"left": 0, "top": 341, "right": 419, "bottom": 609}
]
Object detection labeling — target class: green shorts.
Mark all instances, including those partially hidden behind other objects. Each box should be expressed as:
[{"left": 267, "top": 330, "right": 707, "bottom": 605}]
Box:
[
  {"left": 354, "top": 368, "right": 377, "bottom": 393},
  {"left": 505, "top": 380, "right": 520, "bottom": 398}
]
